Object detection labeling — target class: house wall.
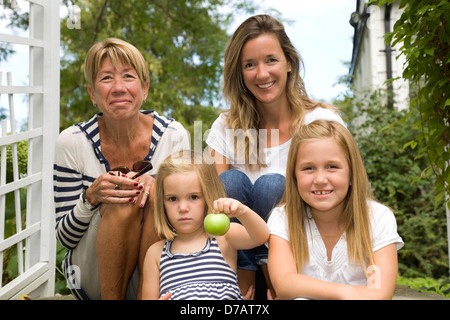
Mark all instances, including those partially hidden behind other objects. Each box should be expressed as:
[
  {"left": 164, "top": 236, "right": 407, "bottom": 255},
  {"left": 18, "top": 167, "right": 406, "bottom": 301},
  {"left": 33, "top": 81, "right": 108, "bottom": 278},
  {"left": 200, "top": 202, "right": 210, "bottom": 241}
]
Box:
[{"left": 350, "top": 0, "right": 409, "bottom": 112}]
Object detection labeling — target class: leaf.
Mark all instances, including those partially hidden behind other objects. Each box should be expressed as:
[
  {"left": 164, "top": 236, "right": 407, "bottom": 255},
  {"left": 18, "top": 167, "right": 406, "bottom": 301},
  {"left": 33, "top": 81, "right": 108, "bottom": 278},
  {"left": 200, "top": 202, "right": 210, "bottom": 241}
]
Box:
[
  {"left": 403, "top": 140, "right": 418, "bottom": 150},
  {"left": 424, "top": 47, "right": 435, "bottom": 56},
  {"left": 440, "top": 278, "right": 450, "bottom": 287}
]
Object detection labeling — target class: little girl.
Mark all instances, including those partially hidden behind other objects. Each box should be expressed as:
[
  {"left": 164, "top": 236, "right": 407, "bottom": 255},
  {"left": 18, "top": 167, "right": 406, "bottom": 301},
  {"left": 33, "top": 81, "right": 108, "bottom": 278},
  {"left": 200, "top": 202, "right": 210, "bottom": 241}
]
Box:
[
  {"left": 141, "top": 150, "right": 269, "bottom": 300},
  {"left": 267, "top": 120, "right": 403, "bottom": 300}
]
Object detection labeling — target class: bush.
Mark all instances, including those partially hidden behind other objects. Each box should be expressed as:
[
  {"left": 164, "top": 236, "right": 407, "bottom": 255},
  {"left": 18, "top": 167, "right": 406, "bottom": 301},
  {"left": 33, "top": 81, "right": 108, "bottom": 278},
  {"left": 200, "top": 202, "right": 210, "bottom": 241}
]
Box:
[
  {"left": 397, "top": 275, "right": 450, "bottom": 298},
  {"left": 339, "top": 89, "right": 448, "bottom": 278}
]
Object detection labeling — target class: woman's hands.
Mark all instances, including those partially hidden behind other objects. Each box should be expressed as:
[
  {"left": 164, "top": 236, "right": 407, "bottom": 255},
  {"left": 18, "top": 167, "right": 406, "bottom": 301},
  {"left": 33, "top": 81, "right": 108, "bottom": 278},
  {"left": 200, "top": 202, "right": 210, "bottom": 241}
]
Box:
[{"left": 85, "top": 171, "right": 155, "bottom": 209}]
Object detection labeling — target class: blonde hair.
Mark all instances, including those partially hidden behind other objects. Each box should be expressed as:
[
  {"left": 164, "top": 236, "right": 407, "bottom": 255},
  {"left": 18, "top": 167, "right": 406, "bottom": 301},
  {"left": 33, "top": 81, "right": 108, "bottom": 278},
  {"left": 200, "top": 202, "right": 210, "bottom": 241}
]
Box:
[
  {"left": 153, "top": 150, "right": 226, "bottom": 240},
  {"left": 281, "top": 120, "right": 375, "bottom": 275},
  {"left": 222, "top": 15, "right": 338, "bottom": 170},
  {"left": 84, "top": 38, "right": 149, "bottom": 87}
]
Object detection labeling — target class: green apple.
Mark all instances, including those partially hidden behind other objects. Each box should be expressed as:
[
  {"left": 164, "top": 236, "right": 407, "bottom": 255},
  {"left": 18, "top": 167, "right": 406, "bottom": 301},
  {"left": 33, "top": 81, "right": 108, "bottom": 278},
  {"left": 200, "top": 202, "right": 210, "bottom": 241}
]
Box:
[{"left": 203, "top": 213, "right": 230, "bottom": 236}]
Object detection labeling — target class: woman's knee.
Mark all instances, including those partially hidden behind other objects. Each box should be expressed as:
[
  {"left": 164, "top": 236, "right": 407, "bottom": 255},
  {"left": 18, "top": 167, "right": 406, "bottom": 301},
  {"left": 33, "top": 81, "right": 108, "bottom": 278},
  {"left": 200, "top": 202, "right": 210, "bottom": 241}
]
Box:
[
  {"left": 220, "top": 169, "right": 250, "bottom": 186},
  {"left": 219, "top": 170, "right": 252, "bottom": 201},
  {"left": 252, "top": 174, "right": 286, "bottom": 217},
  {"left": 99, "top": 203, "right": 143, "bottom": 225},
  {"left": 254, "top": 173, "right": 285, "bottom": 196}
]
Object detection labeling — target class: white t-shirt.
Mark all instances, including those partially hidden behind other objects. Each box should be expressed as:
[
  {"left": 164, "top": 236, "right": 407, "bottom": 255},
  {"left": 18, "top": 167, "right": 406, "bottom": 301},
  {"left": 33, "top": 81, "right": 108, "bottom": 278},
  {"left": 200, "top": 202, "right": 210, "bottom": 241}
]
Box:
[
  {"left": 267, "top": 200, "right": 404, "bottom": 286},
  {"left": 206, "top": 107, "right": 346, "bottom": 183}
]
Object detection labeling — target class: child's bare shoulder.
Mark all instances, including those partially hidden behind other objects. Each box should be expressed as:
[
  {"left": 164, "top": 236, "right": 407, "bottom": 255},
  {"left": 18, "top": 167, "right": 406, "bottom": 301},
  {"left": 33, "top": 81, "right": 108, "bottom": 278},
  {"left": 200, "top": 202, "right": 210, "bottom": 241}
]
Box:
[{"left": 147, "top": 239, "right": 167, "bottom": 256}]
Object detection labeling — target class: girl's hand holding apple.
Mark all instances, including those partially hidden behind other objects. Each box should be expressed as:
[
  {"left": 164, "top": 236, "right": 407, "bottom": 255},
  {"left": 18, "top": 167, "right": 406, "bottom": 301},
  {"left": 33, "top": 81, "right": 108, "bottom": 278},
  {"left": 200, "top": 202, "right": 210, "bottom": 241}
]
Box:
[
  {"left": 212, "top": 198, "right": 248, "bottom": 218},
  {"left": 204, "top": 198, "right": 248, "bottom": 236}
]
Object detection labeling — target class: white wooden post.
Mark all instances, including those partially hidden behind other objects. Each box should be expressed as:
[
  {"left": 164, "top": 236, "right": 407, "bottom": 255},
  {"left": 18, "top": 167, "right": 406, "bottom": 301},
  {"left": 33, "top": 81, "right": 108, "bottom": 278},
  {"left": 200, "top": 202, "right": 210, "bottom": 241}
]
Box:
[{"left": 0, "top": 0, "right": 59, "bottom": 299}]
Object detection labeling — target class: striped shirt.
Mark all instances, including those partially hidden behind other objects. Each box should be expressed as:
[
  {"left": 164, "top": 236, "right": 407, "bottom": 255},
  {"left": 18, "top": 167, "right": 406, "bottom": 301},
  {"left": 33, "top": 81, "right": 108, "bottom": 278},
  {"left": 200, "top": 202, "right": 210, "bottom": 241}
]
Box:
[
  {"left": 53, "top": 110, "right": 189, "bottom": 299},
  {"left": 159, "top": 237, "right": 243, "bottom": 300}
]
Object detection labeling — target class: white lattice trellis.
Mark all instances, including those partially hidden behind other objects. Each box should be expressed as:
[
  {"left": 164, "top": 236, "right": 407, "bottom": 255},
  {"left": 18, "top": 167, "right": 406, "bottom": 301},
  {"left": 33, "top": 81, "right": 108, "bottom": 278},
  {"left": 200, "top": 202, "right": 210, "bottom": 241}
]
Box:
[{"left": 0, "top": 0, "right": 59, "bottom": 299}]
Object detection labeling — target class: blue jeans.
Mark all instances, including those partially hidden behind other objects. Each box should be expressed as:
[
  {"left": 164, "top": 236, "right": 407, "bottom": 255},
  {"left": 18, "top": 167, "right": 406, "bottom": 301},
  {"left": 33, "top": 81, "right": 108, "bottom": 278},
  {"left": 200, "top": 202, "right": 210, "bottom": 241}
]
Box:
[{"left": 219, "top": 170, "right": 285, "bottom": 271}]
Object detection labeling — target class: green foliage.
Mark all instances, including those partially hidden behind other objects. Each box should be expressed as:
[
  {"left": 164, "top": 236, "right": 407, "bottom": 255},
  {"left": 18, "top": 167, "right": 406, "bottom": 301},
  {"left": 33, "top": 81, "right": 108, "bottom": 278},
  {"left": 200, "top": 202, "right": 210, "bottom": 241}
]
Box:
[
  {"left": 1, "top": 220, "right": 17, "bottom": 286},
  {"left": 54, "top": 243, "right": 71, "bottom": 295},
  {"left": 1, "top": 140, "right": 28, "bottom": 286},
  {"left": 1, "top": 190, "right": 27, "bottom": 286},
  {"left": 337, "top": 89, "right": 448, "bottom": 278},
  {"left": 373, "top": 0, "right": 450, "bottom": 209},
  {"left": 0, "top": 42, "right": 14, "bottom": 62},
  {"left": 397, "top": 275, "right": 450, "bottom": 297},
  {"left": 5, "top": 139, "right": 28, "bottom": 178}
]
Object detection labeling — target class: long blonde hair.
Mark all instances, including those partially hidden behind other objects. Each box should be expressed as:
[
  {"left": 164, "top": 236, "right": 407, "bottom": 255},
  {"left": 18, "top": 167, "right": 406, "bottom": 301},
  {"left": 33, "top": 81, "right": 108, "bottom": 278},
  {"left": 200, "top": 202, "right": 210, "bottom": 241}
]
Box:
[
  {"left": 281, "top": 120, "right": 375, "bottom": 274},
  {"left": 153, "top": 150, "right": 226, "bottom": 240},
  {"left": 222, "top": 15, "right": 337, "bottom": 170}
]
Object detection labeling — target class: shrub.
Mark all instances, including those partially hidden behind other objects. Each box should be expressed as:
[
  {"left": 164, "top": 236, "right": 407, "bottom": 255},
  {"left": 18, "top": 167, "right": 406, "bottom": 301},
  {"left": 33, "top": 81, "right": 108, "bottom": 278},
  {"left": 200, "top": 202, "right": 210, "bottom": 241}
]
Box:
[{"left": 339, "top": 89, "right": 448, "bottom": 278}]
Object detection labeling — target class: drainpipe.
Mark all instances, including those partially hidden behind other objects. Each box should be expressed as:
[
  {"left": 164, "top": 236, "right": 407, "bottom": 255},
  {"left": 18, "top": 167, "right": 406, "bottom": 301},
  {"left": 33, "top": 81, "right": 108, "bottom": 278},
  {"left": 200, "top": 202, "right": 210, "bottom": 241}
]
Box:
[{"left": 383, "top": 4, "right": 394, "bottom": 108}]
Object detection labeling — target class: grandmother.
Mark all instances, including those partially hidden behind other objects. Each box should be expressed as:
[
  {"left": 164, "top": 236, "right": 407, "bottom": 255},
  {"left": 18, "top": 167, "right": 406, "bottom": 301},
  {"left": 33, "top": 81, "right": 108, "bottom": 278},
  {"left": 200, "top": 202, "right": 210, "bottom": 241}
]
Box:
[{"left": 54, "top": 38, "right": 190, "bottom": 300}]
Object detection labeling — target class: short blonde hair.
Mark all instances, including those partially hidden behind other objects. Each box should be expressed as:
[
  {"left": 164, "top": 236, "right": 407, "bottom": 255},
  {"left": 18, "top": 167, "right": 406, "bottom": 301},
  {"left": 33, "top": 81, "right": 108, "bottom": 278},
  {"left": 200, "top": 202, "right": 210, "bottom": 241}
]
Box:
[
  {"left": 84, "top": 38, "right": 149, "bottom": 87},
  {"left": 153, "top": 150, "right": 226, "bottom": 240}
]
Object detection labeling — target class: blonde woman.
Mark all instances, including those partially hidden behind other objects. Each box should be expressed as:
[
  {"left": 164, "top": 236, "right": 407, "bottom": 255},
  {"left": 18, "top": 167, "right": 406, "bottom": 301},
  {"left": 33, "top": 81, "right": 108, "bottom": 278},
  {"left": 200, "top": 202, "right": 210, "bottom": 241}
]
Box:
[
  {"left": 141, "top": 150, "right": 269, "bottom": 300},
  {"left": 267, "top": 120, "right": 403, "bottom": 299},
  {"left": 206, "top": 14, "right": 345, "bottom": 297}
]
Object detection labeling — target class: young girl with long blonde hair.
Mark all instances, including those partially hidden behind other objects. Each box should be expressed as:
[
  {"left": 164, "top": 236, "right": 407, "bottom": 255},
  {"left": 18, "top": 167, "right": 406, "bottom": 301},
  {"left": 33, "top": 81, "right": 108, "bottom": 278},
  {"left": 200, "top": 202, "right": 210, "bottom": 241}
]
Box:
[
  {"left": 141, "top": 150, "right": 269, "bottom": 300},
  {"left": 267, "top": 120, "right": 403, "bottom": 299}
]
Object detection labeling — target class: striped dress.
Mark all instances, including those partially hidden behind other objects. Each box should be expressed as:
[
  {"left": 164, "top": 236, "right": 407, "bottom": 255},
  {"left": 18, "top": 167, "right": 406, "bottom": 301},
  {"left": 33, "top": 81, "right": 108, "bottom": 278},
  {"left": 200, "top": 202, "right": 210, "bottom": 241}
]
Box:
[{"left": 159, "top": 237, "right": 243, "bottom": 300}]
